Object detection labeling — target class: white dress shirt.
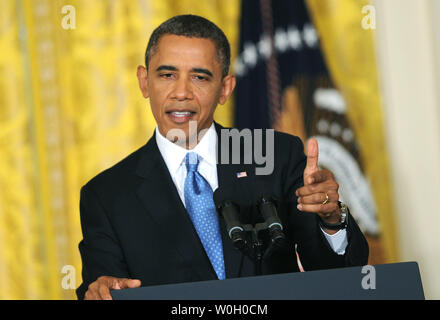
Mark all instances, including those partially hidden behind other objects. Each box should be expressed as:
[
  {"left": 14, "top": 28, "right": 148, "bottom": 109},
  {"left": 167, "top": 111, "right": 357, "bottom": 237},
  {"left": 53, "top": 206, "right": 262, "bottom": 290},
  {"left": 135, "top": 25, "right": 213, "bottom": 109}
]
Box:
[{"left": 155, "top": 123, "right": 348, "bottom": 255}]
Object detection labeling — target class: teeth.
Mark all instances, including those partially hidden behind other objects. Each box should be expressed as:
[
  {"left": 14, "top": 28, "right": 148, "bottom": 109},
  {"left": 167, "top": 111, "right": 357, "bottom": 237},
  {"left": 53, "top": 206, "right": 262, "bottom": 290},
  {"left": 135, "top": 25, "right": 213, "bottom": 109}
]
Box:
[{"left": 171, "top": 111, "right": 191, "bottom": 117}]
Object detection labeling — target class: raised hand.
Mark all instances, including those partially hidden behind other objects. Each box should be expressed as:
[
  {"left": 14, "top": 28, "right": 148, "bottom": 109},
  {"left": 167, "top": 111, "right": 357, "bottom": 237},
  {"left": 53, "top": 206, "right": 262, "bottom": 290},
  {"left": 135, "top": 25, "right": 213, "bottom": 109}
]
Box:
[{"left": 296, "top": 138, "right": 341, "bottom": 226}]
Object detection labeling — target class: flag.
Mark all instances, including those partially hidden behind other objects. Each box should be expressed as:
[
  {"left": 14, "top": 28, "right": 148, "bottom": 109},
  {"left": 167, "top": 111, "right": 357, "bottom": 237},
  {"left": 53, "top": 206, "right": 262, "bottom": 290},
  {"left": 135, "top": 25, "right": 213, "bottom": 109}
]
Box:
[{"left": 237, "top": 171, "right": 248, "bottom": 178}]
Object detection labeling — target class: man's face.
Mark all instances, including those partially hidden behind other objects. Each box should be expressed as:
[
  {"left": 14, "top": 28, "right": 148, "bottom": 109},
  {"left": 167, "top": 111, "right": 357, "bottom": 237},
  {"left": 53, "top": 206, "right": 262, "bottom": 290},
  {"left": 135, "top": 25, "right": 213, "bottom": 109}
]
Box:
[{"left": 137, "top": 34, "right": 235, "bottom": 146}]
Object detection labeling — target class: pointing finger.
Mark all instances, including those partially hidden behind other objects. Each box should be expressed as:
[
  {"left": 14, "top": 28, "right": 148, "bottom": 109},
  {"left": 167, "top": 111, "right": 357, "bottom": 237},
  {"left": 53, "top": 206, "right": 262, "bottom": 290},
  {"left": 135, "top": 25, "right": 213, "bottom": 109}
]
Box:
[
  {"left": 296, "top": 179, "right": 339, "bottom": 197},
  {"left": 297, "top": 191, "right": 339, "bottom": 205}
]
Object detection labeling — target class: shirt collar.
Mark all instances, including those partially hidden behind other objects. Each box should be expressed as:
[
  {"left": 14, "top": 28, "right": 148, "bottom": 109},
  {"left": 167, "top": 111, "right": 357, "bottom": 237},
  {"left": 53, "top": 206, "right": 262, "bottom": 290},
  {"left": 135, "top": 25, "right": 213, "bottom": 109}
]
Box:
[{"left": 155, "top": 122, "right": 217, "bottom": 175}]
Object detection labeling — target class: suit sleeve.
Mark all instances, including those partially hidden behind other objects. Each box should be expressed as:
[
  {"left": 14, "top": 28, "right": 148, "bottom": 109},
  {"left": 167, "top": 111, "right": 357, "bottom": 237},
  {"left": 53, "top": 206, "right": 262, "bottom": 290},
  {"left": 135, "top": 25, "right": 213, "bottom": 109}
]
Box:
[
  {"left": 76, "top": 184, "right": 130, "bottom": 299},
  {"left": 282, "top": 135, "right": 369, "bottom": 271}
]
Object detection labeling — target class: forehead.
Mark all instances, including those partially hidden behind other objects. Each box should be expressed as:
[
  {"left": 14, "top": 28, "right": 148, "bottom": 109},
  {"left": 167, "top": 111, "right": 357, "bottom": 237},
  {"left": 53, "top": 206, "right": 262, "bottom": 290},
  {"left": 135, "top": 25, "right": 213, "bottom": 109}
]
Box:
[{"left": 150, "top": 34, "right": 221, "bottom": 72}]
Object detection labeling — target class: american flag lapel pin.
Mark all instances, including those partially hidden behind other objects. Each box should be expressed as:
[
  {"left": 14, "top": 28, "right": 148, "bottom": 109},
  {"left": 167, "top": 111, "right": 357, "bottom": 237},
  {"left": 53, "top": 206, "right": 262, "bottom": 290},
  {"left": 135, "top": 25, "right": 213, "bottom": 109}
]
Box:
[{"left": 236, "top": 171, "right": 247, "bottom": 178}]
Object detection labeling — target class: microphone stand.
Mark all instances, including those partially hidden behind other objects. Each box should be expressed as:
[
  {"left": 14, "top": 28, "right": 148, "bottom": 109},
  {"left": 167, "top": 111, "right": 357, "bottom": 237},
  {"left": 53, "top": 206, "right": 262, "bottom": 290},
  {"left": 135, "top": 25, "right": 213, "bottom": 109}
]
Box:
[
  {"left": 219, "top": 198, "right": 287, "bottom": 277},
  {"left": 239, "top": 221, "right": 274, "bottom": 276}
]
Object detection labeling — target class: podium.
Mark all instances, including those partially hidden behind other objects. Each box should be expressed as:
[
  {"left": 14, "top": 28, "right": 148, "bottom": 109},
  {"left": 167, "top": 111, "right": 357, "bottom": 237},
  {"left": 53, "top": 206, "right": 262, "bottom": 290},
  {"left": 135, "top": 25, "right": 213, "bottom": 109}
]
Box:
[{"left": 111, "top": 261, "right": 424, "bottom": 300}]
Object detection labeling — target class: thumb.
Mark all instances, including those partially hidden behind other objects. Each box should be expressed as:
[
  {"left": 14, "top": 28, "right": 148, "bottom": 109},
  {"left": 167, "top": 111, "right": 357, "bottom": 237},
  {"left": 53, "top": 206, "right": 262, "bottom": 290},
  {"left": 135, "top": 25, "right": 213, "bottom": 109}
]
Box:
[{"left": 304, "top": 138, "right": 319, "bottom": 185}]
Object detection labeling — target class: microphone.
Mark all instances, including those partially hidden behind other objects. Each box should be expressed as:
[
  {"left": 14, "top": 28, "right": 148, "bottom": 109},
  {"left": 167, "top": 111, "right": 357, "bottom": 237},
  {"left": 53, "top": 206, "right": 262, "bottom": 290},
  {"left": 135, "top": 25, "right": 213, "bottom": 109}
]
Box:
[
  {"left": 254, "top": 180, "right": 286, "bottom": 246},
  {"left": 213, "top": 186, "right": 247, "bottom": 250},
  {"left": 259, "top": 195, "right": 286, "bottom": 245}
]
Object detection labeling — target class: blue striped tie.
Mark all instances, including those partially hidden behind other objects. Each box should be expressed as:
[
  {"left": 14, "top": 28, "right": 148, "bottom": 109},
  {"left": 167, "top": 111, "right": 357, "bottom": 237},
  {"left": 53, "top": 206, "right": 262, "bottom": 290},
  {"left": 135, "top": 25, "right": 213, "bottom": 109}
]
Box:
[{"left": 184, "top": 152, "right": 225, "bottom": 280}]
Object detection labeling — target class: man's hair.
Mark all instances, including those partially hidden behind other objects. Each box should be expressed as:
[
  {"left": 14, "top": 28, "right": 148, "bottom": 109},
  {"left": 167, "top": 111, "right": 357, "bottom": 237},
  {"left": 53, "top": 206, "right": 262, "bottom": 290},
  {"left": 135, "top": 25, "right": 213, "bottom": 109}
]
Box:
[{"left": 145, "top": 14, "right": 231, "bottom": 78}]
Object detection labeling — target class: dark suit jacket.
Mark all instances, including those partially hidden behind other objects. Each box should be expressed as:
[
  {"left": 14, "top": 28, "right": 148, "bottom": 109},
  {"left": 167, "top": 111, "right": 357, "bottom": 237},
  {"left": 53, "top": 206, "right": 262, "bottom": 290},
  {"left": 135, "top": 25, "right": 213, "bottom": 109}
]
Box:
[{"left": 76, "top": 122, "right": 368, "bottom": 299}]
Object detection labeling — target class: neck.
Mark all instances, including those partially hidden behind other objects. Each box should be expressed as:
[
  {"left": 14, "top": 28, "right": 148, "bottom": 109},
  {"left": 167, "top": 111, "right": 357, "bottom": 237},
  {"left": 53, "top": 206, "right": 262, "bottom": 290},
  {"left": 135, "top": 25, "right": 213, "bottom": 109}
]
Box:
[
  {"left": 162, "top": 122, "right": 214, "bottom": 150},
  {"left": 175, "top": 129, "right": 209, "bottom": 150}
]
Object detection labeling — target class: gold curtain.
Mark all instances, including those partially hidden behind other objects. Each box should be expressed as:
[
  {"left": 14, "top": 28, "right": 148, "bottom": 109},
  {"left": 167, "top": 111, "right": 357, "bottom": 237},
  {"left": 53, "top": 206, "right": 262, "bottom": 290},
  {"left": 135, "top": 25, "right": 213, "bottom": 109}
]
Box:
[
  {"left": 0, "top": 0, "right": 239, "bottom": 300},
  {"left": 306, "top": 0, "right": 398, "bottom": 263}
]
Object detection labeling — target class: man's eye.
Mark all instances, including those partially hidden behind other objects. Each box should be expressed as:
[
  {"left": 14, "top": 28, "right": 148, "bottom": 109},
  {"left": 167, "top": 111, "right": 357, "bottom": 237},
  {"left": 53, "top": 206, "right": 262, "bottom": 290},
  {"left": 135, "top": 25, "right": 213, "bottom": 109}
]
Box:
[
  {"left": 160, "top": 73, "right": 174, "bottom": 78},
  {"left": 193, "top": 75, "right": 207, "bottom": 81}
]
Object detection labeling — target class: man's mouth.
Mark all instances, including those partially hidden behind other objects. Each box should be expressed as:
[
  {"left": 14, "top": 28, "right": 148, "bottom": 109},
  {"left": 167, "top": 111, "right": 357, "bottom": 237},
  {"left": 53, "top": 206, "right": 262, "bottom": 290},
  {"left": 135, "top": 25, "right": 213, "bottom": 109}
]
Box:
[{"left": 166, "top": 110, "right": 196, "bottom": 124}]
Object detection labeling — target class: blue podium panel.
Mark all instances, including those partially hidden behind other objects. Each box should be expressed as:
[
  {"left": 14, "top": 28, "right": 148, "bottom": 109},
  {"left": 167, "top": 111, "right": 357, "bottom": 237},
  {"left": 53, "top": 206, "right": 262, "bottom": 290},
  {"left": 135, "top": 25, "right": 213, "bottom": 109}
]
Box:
[{"left": 111, "top": 262, "right": 424, "bottom": 300}]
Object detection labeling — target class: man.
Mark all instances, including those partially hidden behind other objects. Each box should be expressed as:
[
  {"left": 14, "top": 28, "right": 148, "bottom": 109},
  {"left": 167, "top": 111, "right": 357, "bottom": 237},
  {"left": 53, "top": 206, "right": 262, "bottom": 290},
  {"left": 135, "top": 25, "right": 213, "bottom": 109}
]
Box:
[{"left": 77, "top": 15, "right": 368, "bottom": 300}]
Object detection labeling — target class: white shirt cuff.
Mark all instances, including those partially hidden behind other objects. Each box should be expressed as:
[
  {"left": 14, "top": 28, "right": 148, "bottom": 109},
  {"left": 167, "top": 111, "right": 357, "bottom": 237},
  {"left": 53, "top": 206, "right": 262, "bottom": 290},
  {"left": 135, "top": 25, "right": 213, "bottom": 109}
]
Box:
[{"left": 320, "top": 227, "right": 348, "bottom": 255}]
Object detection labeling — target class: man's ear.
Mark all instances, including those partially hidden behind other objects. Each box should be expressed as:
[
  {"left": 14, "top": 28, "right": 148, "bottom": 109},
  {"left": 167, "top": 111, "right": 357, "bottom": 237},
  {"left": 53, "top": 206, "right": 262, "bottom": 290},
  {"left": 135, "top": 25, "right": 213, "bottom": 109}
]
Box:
[
  {"left": 218, "top": 74, "right": 236, "bottom": 105},
  {"left": 137, "top": 65, "right": 149, "bottom": 98}
]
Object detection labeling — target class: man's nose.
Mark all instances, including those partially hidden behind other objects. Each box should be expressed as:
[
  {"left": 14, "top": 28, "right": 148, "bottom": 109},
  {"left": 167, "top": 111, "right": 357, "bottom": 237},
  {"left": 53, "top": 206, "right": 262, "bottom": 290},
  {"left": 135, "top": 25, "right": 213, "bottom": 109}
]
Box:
[{"left": 172, "top": 77, "right": 193, "bottom": 101}]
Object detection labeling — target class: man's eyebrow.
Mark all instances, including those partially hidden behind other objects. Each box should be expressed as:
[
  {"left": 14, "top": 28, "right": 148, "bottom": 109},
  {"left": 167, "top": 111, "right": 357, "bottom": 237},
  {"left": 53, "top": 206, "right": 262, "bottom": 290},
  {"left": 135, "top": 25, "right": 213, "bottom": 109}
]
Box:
[
  {"left": 191, "top": 68, "right": 213, "bottom": 77},
  {"left": 156, "top": 65, "right": 178, "bottom": 72},
  {"left": 155, "top": 65, "right": 213, "bottom": 77}
]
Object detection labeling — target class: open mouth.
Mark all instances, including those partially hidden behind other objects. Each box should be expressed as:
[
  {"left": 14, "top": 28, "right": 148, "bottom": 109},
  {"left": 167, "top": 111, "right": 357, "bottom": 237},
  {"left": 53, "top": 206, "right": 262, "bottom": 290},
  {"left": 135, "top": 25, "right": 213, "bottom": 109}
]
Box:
[{"left": 166, "top": 111, "right": 196, "bottom": 124}]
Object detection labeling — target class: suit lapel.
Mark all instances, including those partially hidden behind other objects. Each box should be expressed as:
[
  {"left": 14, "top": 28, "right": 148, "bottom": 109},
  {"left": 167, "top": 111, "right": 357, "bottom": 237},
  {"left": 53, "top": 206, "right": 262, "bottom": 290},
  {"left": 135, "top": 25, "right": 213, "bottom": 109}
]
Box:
[{"left": 135, "top": 134, "right": 217, "bottom": 281}]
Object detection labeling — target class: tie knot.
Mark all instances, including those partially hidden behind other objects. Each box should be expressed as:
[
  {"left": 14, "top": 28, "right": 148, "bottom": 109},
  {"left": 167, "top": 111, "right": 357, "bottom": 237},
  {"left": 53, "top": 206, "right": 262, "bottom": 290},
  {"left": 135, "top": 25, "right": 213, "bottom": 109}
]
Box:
[{"left": 185, "top": 152, "right": 199, "bottom": 172}]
